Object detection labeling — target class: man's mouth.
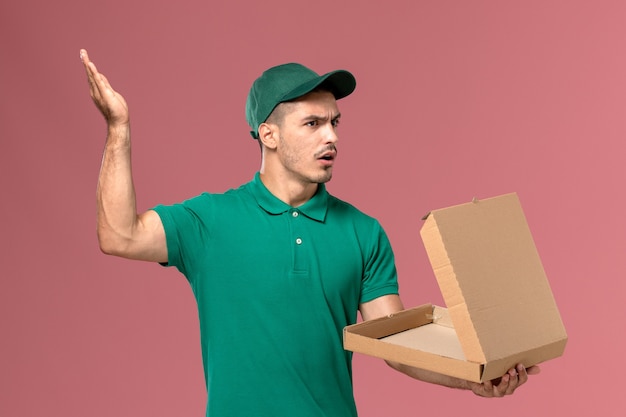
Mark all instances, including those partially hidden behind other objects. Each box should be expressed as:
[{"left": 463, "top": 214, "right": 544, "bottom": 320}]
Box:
[{"left": 317, "top": 149, "right": 337, "bottom": 161}]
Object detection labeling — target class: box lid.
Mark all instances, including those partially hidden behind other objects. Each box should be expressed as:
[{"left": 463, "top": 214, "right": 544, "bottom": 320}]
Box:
[{"left": 419, "top": 193, "right": 567, "bottom": 364}]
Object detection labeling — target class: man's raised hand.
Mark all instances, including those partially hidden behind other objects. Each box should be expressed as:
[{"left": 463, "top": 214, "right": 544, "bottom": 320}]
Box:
[{"left": 80, "top": 49, "right": 129, "bottom": 127}]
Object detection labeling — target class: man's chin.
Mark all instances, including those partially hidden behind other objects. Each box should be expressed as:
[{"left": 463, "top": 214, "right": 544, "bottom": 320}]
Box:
[{"left": 316, "top": 172, "right": 333, "bottom": 184}]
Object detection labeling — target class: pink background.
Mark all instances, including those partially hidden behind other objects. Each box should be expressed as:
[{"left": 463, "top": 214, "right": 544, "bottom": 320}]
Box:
[{"left": 1, "top": 1, "right": 624, "bottom": 416}]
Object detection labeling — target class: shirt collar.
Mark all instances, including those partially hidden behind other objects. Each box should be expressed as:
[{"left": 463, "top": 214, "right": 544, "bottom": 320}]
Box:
[{"left": 249, "top": 172, "right": 328, "bottom": 222}]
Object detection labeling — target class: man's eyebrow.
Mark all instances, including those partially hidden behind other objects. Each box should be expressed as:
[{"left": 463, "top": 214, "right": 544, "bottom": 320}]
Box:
[{"left": 301, "top": 112, "right": 342, "bottom": 121}]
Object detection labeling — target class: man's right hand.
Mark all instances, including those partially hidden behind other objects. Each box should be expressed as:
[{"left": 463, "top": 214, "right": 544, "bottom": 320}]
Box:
[{"left": 80, "top": 49, "right": 129, "bottom": 128}]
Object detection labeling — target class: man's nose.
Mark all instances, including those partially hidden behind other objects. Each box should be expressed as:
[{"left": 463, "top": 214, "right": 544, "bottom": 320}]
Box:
[{"left": 324, "top": 124, "right": 339, "bottom": 144}]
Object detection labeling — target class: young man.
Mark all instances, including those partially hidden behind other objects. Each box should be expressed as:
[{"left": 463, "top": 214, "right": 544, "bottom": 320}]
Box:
[{"left": 80, "top": 49, "right": 537, "bottom": 416}]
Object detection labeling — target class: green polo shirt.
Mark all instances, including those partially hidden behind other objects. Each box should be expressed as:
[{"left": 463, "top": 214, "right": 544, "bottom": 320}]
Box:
[{"left": 153, "top": 173, "right": 398, "bottom": 417}]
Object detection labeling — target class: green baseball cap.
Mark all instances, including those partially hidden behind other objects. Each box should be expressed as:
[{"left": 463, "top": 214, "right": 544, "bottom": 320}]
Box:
[{"left": 245, "top": 63, "right": 356, "bottom": 139}]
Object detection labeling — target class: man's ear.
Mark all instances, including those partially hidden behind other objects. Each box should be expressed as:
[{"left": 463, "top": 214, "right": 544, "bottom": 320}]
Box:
[{"left": 258, "top": 123, "right": 278, "bottom": 150}]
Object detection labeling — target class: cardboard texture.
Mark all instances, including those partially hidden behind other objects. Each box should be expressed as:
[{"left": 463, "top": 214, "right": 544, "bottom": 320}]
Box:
[{"left": 344, "top": 193, "right": 567, "bottom": 382}]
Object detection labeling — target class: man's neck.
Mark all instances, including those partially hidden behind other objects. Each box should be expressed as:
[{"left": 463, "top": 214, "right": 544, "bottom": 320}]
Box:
[{"left": 259, "top": 171, "right": 319, "bottom": 207}]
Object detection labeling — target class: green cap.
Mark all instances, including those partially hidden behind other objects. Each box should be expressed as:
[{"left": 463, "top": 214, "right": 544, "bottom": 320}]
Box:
[{"left": 245, "top": 63, "right": 356, "bottom": 139}]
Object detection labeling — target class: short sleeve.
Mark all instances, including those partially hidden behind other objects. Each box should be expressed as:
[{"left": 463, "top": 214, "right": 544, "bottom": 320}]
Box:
[
  {"left": 152, "top": 193, "right": 213, "bottom": 278},
  {"left": 359, "top": 221, "right": 399, "bottom": 304}
]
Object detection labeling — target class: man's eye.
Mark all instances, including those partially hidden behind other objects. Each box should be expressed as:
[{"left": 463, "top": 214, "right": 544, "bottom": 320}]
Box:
[
  {"left": 306, "top": 120, "right": 318, "bottom": 127},
  {"left": 331, "top": 119, "right": 340, "bottom": 128}
]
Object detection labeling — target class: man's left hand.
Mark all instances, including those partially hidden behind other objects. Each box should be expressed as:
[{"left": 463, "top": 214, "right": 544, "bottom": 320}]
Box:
[{"left": 468, "top": 364, "right": 540, "bottom": 398}]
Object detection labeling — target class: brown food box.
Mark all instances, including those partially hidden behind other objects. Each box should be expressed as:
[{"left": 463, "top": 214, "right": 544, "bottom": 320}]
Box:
[{"left": 343, "top": 193, "right": 567, "bottom": 382}]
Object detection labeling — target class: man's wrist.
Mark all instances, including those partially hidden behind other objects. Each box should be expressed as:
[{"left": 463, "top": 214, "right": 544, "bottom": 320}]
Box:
[{"left": 104, "top": 123, "right": 131, "bottom": 151}]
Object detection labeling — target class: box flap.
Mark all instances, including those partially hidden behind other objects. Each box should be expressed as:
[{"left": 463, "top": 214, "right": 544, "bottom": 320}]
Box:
[{"left": 419, "top": 193, "right": 567, "bottom": 364}]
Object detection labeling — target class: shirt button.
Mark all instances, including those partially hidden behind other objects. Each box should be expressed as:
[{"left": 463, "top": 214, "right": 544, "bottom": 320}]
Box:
[
  {"left": 292, "top": 211, "right": 299, "bottom": 218},
  {"left": 296, "top": 238, "right": 302, "bottom": 245}
]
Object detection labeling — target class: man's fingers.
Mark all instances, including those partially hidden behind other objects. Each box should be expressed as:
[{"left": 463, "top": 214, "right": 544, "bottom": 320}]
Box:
[
  {"left": 79, "top": 51, "right": 115, "bottom": 108},
  {"left": 516, "top": 364, "right": 529, "bottom": 386},
  {"left": 500, "top": 366, "right": 527, "bottom": 396},
  {"left": 526, "top": 365, "right": 541, "bottom": 376},
  {"left": 470, "top": 364, "right": 537, "bottom": 398},
  {"left": 97, "top": 72, "right": 114, "bottom": 93},
  {"left": 494, "top": 373, "right": 510, "bottom": 397},
  {"left": 79, "top": 48, "right": 88, "bottom": 63},
  {"left": 506, "top": 368, "right": 520, "bottom": 395},
  {"left": 80, "top": 49, "right": 96, "bottom": 84},
  {"left": 80, "top": 50, "right": 112, "bottom": 97},
  {"left": 80, "top": 50, "right": 102, "bottom": 99}
]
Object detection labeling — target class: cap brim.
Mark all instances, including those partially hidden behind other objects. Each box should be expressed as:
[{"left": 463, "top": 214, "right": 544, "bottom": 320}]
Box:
[{"left": 280, "top": 70, "right": 356, "bottom": 103}]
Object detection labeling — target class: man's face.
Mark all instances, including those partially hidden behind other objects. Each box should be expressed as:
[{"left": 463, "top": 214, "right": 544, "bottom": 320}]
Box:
[{"left": 272, "top": 90, "right": 341, "bottom": 185}]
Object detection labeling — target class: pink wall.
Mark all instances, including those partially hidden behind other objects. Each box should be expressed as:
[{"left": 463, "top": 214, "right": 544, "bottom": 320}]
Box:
[{"left": 2, "top": 1, "right": 624, "bottom": 415}]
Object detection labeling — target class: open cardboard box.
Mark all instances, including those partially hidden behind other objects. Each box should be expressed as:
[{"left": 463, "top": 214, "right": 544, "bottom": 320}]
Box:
[{"left": 344, "top": 193, "right": 567, "bottom": 383}]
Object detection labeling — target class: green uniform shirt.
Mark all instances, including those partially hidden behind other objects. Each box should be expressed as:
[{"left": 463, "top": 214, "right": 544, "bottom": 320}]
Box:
[{"left": 153, "top": 173, "right": 398, "bottom": 417}]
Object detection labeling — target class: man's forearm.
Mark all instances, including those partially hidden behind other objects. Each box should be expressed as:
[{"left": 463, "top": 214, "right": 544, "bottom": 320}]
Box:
[
  {"left": 386, "top": 361, "right": 470, "bottom": 390},
  {"left": 388, "top": 360, "right": 536, "bottom": 398},
  {"left": 96, "top": 123, "right": 139, "bottom": 255}
]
